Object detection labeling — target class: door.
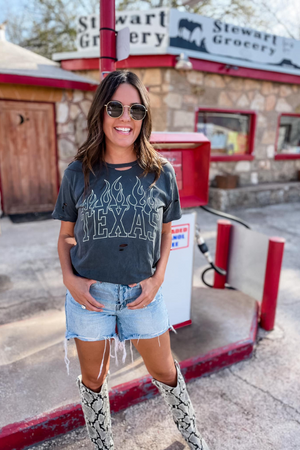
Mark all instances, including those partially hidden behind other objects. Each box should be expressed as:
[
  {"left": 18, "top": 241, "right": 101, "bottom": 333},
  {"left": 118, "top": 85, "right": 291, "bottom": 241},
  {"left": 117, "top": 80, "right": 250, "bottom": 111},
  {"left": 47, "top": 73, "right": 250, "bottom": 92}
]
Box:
[{"left": 0, "top": 100, "right": 58, "bottom": 214}]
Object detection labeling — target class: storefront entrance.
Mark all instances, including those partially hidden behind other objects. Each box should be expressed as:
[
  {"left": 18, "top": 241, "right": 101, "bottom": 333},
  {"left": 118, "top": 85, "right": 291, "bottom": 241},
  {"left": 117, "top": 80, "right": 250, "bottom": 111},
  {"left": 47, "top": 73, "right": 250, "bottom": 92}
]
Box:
[{"left": 0, "top": 100, "right": 58, "bottom": 215}]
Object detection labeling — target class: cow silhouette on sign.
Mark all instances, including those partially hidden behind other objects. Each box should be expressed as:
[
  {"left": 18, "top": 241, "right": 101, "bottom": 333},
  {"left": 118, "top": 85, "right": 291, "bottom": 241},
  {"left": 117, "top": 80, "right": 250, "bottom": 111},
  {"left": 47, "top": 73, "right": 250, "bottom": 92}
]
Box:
[{"left": 178, "top": 18, "right": 203, "bottom": 46}]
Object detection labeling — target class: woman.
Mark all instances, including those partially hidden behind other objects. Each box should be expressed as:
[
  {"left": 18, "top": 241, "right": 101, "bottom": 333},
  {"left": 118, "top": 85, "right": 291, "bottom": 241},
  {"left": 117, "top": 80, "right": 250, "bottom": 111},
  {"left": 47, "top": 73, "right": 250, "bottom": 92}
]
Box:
[{"left": 52, "top": 70, "right": 209, "bottom": 450}]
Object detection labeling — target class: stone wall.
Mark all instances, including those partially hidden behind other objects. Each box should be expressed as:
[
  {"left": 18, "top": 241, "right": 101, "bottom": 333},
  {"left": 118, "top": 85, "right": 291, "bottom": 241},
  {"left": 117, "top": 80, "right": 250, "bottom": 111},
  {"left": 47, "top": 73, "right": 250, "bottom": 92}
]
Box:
[
  {"left": 75, "top": 67, "right": 300, "bottom": 187},
  {"left": 55, "top": 90, "right": 94, "bottom": 180}
]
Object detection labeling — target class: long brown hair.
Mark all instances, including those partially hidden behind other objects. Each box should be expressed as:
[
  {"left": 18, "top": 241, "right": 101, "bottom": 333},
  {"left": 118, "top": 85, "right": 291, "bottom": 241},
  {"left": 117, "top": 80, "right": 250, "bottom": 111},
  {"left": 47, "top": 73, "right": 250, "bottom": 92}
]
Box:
[{"left": 74, "top": 70, "right": 165, "bottom": 191}]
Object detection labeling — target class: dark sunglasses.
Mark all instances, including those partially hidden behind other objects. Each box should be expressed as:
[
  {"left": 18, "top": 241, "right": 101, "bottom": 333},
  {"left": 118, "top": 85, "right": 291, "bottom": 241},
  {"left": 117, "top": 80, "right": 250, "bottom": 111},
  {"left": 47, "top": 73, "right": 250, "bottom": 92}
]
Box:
[{"left": 104, "top": 100, "right": 147, "bottom": 121}]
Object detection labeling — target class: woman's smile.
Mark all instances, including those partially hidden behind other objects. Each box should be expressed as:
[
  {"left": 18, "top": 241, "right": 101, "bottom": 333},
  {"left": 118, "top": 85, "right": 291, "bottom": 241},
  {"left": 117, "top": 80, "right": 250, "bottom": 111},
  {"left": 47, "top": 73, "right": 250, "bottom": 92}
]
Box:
[{"left": 114, "top": 126, "right": 133, "bottom": 135}]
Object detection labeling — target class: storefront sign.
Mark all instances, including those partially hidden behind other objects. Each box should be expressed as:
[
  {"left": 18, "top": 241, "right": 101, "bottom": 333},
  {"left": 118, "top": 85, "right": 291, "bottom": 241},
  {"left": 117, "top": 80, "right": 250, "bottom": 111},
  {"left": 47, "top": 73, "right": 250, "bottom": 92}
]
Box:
[
  {"left": 76, "top": 8, "right": 168, "bottom": 54},
  {"left": 73, "top": 8, "right": 300, "bottom": 75},
  {"left": 169, "top": 9, "right": 300, "bottom": 75}
]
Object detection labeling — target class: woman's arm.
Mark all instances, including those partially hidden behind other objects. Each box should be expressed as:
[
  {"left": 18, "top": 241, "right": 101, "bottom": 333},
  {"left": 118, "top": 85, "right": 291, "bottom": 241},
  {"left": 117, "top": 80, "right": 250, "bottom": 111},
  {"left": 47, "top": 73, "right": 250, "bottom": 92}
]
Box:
[
  {"left": 57, "top": 221, "right": 77, "bottom": 283},
  {"left": 127, "top": 222, "right": 172, "bottom": 310},
  {"left": 58, "top": 221, "right": 103, "bottom": 312},
  {"left": 152, "top": 221, "right": 173, "bottom": 285}
]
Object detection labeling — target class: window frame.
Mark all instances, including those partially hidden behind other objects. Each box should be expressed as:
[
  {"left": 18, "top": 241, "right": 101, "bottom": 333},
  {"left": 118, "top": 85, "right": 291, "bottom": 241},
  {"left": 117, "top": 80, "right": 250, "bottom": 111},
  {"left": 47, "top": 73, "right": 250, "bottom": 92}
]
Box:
[
  {"left": 275, "top": 113, "right": 300, "bottom": 160},
  {"left": 194, "top": 108, "right": 256, "bottom": 162}
]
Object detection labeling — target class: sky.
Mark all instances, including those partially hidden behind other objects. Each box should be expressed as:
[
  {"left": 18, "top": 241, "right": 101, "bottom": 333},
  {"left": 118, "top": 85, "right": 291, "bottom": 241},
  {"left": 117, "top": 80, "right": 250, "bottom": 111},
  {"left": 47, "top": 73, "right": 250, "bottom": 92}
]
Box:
[{"left": 0, "top": 0, "right": 300, "bottom": 40}]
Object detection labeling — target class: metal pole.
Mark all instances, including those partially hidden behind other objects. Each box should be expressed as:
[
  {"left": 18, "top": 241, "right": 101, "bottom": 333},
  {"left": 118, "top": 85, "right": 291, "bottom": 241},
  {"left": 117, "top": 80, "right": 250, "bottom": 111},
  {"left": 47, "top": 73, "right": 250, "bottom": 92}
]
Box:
[
  {"left": 100, "top": 0, "right": 116, "bottom": 79},
  {"left": 213, "top": 220, "right": 232, "bottom": 289},
  {"left": 260, "top": 237, "right": 285, "bottom": 331}
]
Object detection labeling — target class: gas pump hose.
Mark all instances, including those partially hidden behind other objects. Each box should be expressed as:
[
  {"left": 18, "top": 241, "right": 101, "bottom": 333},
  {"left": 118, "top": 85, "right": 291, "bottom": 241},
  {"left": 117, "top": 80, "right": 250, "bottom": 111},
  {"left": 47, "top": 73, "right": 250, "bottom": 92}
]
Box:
[
  {"left": 200, "top": 205, "right": 251, "bottom": 229},
  {"left": 197, "top": 205, "right": 251, "bottom": 289}
]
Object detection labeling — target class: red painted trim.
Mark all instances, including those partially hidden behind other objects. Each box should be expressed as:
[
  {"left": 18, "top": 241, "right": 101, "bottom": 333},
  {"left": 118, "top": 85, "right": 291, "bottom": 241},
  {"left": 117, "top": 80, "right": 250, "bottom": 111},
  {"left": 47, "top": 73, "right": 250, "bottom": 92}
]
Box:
[
  {"left": 211, "top": 154, "right": 254, "bottom": 162},
  {"left": 60, "top": 55, "right": 176, "bottom": 71},
  {"left": 118, "top": 54, "right": 176, "bottom": 70},
  {"left": 248, "top": 109, "right": 257, "bottom": 157},
  {"left": 151, "top": 131, "right": 209, "bottom": 144},
  {"left": 173, "top": 319, "right": 192, "bottom": 330},
  {"left": 60, "top": 54, "right": 300, "bottom": 85},
  {"left": 274, "top": 154, "right": 300, "bottom": 160},
  {"left": 0, "top": 299, "right": 259, "bottom": 449},
  {"left": 0, "top": 73, "right": 97, "bottom": 91},
  {"left": 61, "top": 58, "right": 100, "bottom": 71},
  {"left": 195, "top": 108, "right": 256, "bottom": 160},
  {"left": 213, "top": 220, "right": 232, "bottom": 289},
  {"left": 278, "top": 112, "right": 300, "bottom": 117},
  {"left": 274, "top": 112, "right": 300, "bottom": 159},
  {"left": 260, "top": 237, "right": 285, "bottom": 331},
  {"left": 190, "top": 58, "right": 300, "bottom": 86}
]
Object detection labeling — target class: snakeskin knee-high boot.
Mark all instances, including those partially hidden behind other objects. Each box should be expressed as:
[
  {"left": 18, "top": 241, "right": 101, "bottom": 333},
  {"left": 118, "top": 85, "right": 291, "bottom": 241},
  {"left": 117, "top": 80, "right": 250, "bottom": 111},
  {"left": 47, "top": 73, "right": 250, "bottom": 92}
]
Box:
[
  {"left": 77, "top": 375, "right": 114, "bottom": 450},
  {"left": 152, "top": 360, "right": 210, "bottom": 450}
]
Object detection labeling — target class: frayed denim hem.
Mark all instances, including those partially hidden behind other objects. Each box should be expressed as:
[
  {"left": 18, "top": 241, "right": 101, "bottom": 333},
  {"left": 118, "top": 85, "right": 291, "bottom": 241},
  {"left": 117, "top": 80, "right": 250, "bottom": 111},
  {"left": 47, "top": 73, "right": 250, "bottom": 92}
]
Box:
[{"left": 64, "top": 324, "right": 176, "bottom": 379}]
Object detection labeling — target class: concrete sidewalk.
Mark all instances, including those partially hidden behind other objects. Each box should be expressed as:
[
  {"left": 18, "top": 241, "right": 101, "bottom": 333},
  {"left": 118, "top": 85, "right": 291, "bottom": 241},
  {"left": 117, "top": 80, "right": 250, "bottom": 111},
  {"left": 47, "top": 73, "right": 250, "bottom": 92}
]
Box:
[{"left": 0, "top": 203, "right": 300, "bottom": 449}]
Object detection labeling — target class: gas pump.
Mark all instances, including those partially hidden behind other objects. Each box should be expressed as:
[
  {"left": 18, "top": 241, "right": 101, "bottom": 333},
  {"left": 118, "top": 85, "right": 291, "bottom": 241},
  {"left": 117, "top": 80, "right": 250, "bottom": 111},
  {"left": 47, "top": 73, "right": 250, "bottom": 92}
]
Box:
[{"left": 150, "top": 132, "right": 210, "bottom": 328}]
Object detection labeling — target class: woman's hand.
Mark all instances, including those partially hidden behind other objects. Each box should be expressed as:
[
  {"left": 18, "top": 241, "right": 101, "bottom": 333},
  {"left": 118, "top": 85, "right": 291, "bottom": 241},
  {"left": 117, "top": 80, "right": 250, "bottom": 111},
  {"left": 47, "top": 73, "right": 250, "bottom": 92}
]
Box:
[
  {"left": 64, "top": 274, "right": 104, "bottom": 312},
  {"left": 127, "top": 275, "right": 163, "bottom": 310}
]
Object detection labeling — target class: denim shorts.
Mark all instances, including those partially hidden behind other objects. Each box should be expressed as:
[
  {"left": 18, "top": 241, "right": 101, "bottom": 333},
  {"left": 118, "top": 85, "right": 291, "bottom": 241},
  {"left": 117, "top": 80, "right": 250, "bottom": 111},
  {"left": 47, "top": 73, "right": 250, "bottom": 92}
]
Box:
[{"left": 65, "top": 281, "right": 172, "bottom": 343}]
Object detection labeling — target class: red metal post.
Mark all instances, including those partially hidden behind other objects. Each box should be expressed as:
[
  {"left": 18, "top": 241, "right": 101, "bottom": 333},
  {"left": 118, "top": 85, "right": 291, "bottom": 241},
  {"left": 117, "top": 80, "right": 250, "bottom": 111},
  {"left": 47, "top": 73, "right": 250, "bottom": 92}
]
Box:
[
  {"left": 100, "top": 0, "right": 116, "bottom": 79},
  {"left": 260, "top": 237, "right": 285, "bottom": 331},
  {"left": 213, "top": 220, "right": 232, "bottom": 289}
]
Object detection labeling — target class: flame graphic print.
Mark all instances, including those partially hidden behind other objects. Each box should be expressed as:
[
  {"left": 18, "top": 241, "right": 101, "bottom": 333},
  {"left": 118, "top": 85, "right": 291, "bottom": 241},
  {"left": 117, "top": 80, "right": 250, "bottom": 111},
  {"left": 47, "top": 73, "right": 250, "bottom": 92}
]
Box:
[
  {"left": 109, "top": 177, "right": 129, "bottom": 238},
  {"left": 79, "top": 176, "right": 161, "bottom": 243},
  {"left": 80, "top": 190, "right": 98, "bottom": 242}
]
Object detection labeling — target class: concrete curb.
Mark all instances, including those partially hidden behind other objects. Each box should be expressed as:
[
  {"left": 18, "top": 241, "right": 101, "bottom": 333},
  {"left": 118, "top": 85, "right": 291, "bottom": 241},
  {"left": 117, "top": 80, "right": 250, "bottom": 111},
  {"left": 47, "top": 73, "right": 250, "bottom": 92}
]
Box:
[{"left": 0, "top": 302, "right": 259, "bottom": 450}]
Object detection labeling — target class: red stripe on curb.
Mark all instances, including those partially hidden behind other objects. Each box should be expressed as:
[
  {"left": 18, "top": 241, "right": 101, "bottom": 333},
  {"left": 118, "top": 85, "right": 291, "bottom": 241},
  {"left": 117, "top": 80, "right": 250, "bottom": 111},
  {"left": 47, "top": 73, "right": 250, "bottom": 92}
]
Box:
[
  {"left": 173, "top": 320, "right": 192, "bottom": 330},
  {"left": 0, "top": 301, "right": 259, "bottom": 450},
  {"left": 0, "top": 404, "right": 85, "bottom": 450}
]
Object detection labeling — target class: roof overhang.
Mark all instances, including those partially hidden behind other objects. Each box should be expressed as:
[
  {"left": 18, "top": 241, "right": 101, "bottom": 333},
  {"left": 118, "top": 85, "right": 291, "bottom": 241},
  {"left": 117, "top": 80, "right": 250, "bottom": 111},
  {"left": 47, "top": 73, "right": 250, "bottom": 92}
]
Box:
[
  {"left": 59, "top": 54, "right": 300, "bottom": 87},
  {"left": 0, "top": 72, "right": 98, "bottom": 91}
]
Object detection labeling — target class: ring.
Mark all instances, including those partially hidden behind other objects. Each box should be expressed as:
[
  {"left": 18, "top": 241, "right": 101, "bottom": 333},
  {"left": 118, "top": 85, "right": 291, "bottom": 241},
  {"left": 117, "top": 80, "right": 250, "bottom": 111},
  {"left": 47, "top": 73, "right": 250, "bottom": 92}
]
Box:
[{"left": 81, "top": 305, "right": 86, "bottom": 310}]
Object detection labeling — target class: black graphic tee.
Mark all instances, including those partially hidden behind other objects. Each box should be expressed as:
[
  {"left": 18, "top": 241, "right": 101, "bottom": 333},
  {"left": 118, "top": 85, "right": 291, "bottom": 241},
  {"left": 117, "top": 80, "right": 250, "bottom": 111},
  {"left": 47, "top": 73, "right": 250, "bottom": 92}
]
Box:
[{"left": 52, "top": 159, "right": 182, "bottom": 285}]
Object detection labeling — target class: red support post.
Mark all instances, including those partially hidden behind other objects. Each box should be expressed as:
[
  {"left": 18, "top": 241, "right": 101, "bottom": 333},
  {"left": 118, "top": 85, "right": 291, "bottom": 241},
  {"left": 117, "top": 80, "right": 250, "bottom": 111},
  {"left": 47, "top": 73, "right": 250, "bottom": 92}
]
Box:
[
  {"left": 260, "top": 237, "right": 285, "bottom": 331},
  {"left": 100, "top": 0, "right": 116, "bottom": 79},
  {"left": 213, "top": 220, "right": 232, "bottom": 289}
]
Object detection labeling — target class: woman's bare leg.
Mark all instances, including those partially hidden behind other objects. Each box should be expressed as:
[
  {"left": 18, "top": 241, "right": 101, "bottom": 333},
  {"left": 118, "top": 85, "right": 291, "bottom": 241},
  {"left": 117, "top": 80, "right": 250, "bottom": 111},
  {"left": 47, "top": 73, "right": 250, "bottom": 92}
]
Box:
[
  {"left": 131, "top": 330, "right": 177, "bottom": 386},
  {"left": 75, "top": 338, "right": 111, "bottom": 392}
]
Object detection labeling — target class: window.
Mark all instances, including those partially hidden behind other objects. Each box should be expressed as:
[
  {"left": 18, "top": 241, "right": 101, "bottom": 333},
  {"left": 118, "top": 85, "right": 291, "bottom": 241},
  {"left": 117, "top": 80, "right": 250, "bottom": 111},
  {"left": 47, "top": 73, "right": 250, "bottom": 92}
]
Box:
[
  {"left": 195, "top": 109, "right": 256, "bottom": 161},
  {"left": 276, "top": 114, "right": 300, "bottom": 158}
]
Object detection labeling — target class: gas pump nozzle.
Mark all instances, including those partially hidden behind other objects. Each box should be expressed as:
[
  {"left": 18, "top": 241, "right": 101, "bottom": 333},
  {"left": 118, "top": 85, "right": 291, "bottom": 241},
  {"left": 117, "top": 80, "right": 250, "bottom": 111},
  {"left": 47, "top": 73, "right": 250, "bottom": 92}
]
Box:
[
  {"left": 195, "top": 225, "right": 213, "bottom": 264},
  {"left": 195, "top": 225, "right": 226, "bottom": 277}
]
